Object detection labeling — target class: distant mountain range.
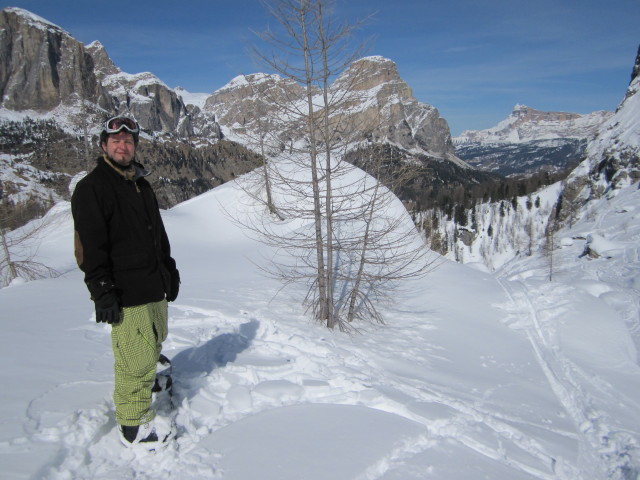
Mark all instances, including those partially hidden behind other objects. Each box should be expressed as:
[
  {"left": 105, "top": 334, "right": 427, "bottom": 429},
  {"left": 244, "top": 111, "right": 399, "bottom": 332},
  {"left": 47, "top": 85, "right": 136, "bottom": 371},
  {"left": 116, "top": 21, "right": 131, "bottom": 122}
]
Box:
[
  {"left": 455, "top": 105, "right": 611, "bottom": 145},
  {"left": 0, "top": 5, "right": 635, "bottom": 259},
  {"left": 430, "top": 45, "right": 640, "bottom": 265},
  {"left": 453, "top": 105, "right": 613, "bottom": 176},
  {"left": 0, "top": 7, "right": 469, "bottom": 219}
]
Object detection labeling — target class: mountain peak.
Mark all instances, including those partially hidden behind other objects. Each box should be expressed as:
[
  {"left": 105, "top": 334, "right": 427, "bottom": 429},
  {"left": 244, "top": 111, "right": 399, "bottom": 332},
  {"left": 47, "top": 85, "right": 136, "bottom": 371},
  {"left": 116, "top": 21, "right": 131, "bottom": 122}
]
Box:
[
  {"left": 512, "top": 104, "right": 530, "bottom": 113},
  {"left": 217, "top": 72, "right": 287, "bottom": 94},
  {"left": 455, "top": 106, "right": 612, "bottom": 145},
  {"left": 0, "top": 7, "right": 112, "bottom": 111},
  {"left": 2, "top": 6, "right": 65, "bottom": 34},
  {"left": 355, "top": 55, "right": 397, "bottom": 66},
  {"left": 86, "top": 40, "right": 120, "bottom": 79},
  {"left": 338, "top": 55, "right": 405, "bottom": 94}
]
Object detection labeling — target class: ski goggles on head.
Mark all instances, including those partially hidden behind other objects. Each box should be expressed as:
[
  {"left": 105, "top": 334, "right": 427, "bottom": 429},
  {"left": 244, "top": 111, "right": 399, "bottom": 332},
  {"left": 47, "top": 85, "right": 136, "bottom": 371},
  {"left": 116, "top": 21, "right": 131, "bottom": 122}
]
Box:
[{"left": 104, "top": 116, "right": 139, "bottom": 135}]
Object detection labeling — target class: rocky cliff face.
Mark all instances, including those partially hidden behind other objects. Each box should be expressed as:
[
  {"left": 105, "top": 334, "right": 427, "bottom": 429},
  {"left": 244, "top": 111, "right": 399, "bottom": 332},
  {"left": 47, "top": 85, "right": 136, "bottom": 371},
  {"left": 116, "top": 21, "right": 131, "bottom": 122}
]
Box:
[
  {"left": 0, "top": 7, "right": 254, "bottom": 222},
  {"left": 331, "top": 57, "right": 462, "bottom": 164},
  {"left": 203, "top": 56, "right": 462, "bottom": 165},
  {"left": 86, "top": 41, "right": 223, "bottom": 141},
  {"left": 0, "top": 7, "right": 460, "bottom": 169},
  {"left": 0, "top": 8, "right": 222, "bottom": 143},
  {"left": 204, "top": 73, "right": 305, "bottom": 152},
  {"left": 0, "top": 8, "right": 112, "bottom": 111},
  {"left": 84, "top": 41, "right": 119, "bottom": 80}
]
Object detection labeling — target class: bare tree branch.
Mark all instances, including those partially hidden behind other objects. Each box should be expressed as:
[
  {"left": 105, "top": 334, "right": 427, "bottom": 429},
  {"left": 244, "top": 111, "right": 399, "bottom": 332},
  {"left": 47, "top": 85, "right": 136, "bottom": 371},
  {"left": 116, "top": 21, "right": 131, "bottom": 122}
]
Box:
[{"left": 235, "top": 0, "right": 434, "bottom": 330}]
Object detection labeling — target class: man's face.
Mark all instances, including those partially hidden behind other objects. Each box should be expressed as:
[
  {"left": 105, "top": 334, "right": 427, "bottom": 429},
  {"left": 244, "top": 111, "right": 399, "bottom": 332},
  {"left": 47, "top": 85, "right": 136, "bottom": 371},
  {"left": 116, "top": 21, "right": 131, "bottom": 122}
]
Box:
[{"left": 101, "top": 132, "right": 136, "bottom": 166}]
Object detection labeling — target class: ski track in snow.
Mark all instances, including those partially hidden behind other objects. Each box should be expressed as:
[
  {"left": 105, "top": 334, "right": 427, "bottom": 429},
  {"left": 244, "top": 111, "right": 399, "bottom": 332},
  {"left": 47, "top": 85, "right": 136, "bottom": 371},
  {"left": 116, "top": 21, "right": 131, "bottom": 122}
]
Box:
[
  {"left": 25, "top": 296, "right": 578, "bottom": 480},
  {"left": 4, "top": 182, "right": 640, "bottom": 479},
  {"left": 4, "top": 265, "right": 639, "bottom": 479},
  {"left": 496, "top": 275, "right": 640, "bottom": 480}
]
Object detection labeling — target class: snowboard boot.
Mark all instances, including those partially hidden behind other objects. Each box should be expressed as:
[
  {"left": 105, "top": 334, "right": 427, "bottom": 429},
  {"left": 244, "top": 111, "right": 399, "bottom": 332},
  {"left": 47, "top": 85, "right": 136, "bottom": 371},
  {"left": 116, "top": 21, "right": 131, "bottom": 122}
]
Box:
[
  {"left": 118, "top": 415, "right": 175, "bottom": 450},
  {"left": 152, "top": 354, "right": 173, "bottom": 397}
]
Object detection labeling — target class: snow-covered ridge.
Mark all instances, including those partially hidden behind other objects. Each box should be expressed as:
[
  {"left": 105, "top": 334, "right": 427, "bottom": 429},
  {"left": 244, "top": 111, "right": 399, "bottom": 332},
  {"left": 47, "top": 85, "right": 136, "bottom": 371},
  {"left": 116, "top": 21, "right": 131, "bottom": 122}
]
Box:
[
  {"left": 3, "top": 6, "right": 64, "bottom": 32},
  {"left": 217, "top": 72, "right": 285, "bottom": 93},
  {"left": 565, "top": 48, "right": 640, "bottom": 195},
  {"left": 586, "top": 68, "right": 640, "bottom": 161},
  {"left": 454, "top": 104, "right": 612, "bottom": 145},
  {"left": 359, "top": 54, "right": 395, "bottom": 64},
  {"left": 174, "top": 87, "right": 210, "bottom": 109}
]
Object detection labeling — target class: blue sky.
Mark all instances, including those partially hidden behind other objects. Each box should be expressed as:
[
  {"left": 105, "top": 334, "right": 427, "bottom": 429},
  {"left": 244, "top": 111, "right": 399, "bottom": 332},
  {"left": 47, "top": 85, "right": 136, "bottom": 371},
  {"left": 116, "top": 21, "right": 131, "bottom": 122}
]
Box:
[{"left": 2, "top": 0, "right": 639, "bottom": 135}]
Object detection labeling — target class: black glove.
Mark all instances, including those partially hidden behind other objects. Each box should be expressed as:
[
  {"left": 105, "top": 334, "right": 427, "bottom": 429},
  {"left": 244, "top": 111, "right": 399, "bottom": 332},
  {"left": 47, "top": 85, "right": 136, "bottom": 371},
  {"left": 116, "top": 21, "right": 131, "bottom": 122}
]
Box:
[
  {"left": 166, "top": 269, "right": 180, "bottom": 302},
  {"left": 95, "top": 291, "right": 121, "bottom": 324}
]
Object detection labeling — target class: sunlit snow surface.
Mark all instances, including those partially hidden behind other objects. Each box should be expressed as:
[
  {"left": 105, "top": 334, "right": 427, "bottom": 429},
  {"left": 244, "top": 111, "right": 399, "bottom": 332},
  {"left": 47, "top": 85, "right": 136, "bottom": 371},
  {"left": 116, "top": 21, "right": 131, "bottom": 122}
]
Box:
[{"left": 1, "top": 163, "right": 639, "bottom": 480}]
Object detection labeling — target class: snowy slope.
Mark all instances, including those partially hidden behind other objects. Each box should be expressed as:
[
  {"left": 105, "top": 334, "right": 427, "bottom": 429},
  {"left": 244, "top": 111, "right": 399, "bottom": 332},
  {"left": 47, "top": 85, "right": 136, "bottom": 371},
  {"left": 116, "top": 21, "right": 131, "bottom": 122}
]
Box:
[
  {"left": 442, "top": 63, "right": 640, "bottom": 272},
  {"left": 567, "top": 62, "right": 640, "bottom": 193},
  {"left": 1, "top": 158, "right": 639, "bottom": 479}
]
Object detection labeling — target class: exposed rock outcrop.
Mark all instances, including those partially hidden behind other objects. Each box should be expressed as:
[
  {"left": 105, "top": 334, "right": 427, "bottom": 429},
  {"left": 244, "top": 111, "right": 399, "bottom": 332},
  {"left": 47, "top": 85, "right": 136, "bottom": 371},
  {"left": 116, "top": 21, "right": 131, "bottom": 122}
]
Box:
[
  {"left": 455, "top": 104, "right": 611, "bottom": 145},
  {"left": 204, "top": 56, "right": 463, "bottom": 165},
  {"left": 331, "top": 56, "right": 461, "bottom": 164},
  {"left": 0, "top": 7, "right": 112, "bottom": 111}
]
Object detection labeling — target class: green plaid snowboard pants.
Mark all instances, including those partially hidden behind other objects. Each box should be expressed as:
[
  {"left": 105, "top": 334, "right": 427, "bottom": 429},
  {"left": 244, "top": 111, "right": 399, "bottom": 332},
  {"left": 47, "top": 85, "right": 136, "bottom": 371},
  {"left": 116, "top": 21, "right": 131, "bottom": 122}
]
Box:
[{"left": 110, "top": 299, "right": 168, "bottom": 426}]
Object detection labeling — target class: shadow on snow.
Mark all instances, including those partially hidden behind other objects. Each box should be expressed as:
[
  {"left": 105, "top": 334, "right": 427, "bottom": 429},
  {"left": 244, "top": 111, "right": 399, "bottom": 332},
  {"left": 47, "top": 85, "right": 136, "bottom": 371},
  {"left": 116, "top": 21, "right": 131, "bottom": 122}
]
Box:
[{"left": 170, "top": 319, "right": 259, "bottom": 398}]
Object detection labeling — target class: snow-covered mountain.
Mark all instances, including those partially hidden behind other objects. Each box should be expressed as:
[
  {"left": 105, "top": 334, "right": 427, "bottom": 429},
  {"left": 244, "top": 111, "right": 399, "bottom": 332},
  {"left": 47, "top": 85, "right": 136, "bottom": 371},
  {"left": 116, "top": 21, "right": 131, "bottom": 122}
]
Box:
[
  {"left": 204, "top": 55, "right": 461, "bottom": 164},
  {"left": 0, "top": 7, "right": 458, "bottom": 159},
  {"left": 0, "top": 7, "right": 255, "bottom": 217},
  {"left": 455, "top": 104, "right": 612, "bottom": 145},
  {"left": 430, "top": 47, "right": 640, "bottom": 272},
  {"left": 453, "top": 105, "right": 613, "bottom": 176},
  {"left": 561, "top": 46, "right": 640, "bottom": 213},
  {"left": 0, "top": 7, "right": 463, "bottom": 225}
]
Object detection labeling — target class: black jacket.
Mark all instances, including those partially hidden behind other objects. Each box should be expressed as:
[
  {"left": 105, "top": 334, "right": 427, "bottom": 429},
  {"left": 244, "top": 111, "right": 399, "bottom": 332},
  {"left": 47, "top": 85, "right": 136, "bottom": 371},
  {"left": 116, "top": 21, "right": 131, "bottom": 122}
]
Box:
[{"left": 71, "top": 156, "right": 178, "bottom": 307}]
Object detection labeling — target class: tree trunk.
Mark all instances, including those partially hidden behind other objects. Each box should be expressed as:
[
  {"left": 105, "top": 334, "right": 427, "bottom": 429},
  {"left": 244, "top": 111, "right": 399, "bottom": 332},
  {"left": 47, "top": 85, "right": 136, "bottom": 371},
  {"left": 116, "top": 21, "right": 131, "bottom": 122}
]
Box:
[
  {"left": 300, "top": 1, "right": 329, "bottom": 324},
  {"left": 1, "top": 228, "right": 18, "bottom": 283}
]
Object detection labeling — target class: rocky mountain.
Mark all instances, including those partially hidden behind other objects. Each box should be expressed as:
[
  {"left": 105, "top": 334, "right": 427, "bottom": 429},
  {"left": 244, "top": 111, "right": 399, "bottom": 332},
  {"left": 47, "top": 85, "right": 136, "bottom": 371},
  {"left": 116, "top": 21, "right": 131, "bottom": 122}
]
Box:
[
  {"left": 453, "top": 105, "right": 612, "bottom": 176},
  {"left": 204, "top": 72, "right": 305, "bottom": 152},
  {"left": 0, "top": 8, "right": 112, "bottom": 112},
  {"left": 202, "top": 56, "right": 462, "bottom": 165},
  {"left": 455, "top": 104, "right": 611, "bottom": 144},
  {"left": 327, "top": 56, "right": 463, "bottom": 165},
  {"left": 0, "top": 8, "right": 218, "bottom": 140},
  {"left": 0, "top": 7, "right": 257, "bottom": 223},
  {"left": 0, "top": 7, "right": 464, "bottom": 228}
]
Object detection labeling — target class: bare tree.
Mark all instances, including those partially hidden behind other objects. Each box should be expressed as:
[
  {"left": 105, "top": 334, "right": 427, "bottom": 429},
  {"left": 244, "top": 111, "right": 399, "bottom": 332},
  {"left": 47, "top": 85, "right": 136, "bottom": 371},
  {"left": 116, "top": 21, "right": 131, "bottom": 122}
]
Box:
[
  {"left": 234, "top": 73, "right": 284, "bottom": 219},
  {"left": 241, "top": 0, "right": 434, "bottom": 330},
  {"left": 338, "top": 151, "right": 434, "bottom": 324},
  {"left": 0, "top": 203, "right": 60, "bottom": 287}
]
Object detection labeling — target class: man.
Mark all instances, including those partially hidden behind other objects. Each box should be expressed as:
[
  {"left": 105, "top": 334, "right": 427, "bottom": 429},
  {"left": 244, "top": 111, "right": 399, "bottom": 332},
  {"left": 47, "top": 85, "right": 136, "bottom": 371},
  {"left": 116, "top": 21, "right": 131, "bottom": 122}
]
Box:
[{"left": 71, "top": 115, "right": 180, "bottom": 449}]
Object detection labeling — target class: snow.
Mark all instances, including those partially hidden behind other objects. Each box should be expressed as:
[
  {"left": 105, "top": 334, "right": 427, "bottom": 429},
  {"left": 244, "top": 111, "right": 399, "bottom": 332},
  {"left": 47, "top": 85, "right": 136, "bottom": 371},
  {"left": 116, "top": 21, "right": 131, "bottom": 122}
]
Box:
[
  {"left": 175, "top": 88, "right": 210, "bottom": 109},
  {"left": 454, "top": 105, "right": 613, "bottom": 145},
  {"left": 102, "top": 71, "right": 170, "bottom": 93},
  {"left": 584, "top": 72, "right": 640, "bottom": 165},
  {"left": 1, "top": 159, "right": 640, "bottom": 479},
  {"left": 4, "top": 7, "right": 64, "bottom": 33},
  {"left": 215, "top": 73, "right": 284, "bottom": 94}
]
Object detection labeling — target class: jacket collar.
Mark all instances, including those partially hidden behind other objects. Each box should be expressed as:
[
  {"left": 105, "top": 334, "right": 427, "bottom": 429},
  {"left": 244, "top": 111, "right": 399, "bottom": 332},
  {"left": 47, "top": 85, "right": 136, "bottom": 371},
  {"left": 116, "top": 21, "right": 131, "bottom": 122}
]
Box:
[{"left": 101, "top": 154, "right": 150, "bottom": 182}]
